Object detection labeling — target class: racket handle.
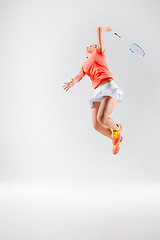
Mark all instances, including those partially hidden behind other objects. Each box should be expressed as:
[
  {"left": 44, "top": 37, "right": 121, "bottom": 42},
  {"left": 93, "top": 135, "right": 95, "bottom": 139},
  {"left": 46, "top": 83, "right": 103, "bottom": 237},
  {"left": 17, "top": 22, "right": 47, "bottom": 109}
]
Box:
[{"left": 111, "top": 31, "right": 122, "bottom": 38}]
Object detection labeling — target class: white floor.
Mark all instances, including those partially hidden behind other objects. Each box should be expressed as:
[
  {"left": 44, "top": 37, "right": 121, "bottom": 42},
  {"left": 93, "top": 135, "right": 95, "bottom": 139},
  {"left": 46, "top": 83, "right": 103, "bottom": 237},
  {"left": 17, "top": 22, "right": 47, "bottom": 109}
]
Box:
[{"left": 0, "top": 181, "right": 160, "bottom": 240}]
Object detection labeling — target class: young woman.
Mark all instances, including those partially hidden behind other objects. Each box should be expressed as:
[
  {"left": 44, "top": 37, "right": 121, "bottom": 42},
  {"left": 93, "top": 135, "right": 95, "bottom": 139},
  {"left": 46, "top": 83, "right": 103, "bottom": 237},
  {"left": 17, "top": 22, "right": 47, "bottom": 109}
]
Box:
[{"left": 63, "top": 26, "right": 124, "bottom": 155}]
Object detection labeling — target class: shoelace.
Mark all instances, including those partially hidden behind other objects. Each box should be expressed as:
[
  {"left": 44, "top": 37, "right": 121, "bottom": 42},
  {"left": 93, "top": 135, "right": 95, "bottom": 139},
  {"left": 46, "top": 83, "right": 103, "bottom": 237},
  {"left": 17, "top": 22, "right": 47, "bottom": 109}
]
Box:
[
  {"left": 113, "top": 131, "right": 118, "bottom": 139},
  {"left": 113, "top": 126, "right": 120, "bottom": 139}
]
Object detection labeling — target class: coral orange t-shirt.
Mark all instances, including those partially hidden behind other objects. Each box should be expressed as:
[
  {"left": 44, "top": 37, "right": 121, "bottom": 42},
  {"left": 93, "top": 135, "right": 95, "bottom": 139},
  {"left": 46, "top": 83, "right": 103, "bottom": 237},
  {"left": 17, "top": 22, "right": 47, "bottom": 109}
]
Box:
[{"left": 82, "top": 48, "right": 114, "bottom": 89}]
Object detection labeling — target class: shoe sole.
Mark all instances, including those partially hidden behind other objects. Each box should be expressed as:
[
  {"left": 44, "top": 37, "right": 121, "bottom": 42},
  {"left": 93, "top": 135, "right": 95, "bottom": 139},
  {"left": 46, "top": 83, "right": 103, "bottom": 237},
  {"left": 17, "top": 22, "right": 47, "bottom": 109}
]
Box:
[{"left": 120, "top": 135, "right": 123, "bottom": 143}]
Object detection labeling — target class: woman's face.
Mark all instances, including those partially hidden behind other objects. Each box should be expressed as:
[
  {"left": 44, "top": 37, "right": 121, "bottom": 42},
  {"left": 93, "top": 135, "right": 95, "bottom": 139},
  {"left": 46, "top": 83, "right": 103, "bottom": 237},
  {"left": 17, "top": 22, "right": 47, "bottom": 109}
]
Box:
[{"left": 86, "top": 44, "right": 96, "bottom": 54}]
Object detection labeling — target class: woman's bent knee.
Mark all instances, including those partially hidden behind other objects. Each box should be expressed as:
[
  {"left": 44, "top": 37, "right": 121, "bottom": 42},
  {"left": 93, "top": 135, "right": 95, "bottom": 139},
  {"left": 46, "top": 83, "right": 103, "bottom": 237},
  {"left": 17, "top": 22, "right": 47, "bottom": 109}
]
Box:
[{"left": 97, "top": 114, "right": 109, "bottom": 125}]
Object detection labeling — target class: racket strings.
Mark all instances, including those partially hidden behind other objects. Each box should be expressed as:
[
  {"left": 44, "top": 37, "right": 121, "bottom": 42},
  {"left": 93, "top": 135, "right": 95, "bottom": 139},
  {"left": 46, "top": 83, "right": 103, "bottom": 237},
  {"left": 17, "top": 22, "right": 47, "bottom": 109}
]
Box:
[{"left": 130, "top": 43, "right": 145, "bottom": 57}]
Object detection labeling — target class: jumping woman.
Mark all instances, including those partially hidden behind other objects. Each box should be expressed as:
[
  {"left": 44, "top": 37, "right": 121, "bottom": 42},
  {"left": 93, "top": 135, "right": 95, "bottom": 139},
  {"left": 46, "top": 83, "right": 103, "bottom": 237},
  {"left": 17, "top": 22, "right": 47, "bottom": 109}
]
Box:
[{"left": 62, "top": 25, "right": 124, "bottom": 155}]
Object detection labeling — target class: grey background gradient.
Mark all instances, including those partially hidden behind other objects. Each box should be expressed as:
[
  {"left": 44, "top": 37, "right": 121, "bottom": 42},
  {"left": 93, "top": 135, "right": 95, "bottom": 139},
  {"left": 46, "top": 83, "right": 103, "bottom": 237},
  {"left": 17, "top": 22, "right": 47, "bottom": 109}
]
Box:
[{"left": 0, "top": 0, "right": 160, "bottom": 239}]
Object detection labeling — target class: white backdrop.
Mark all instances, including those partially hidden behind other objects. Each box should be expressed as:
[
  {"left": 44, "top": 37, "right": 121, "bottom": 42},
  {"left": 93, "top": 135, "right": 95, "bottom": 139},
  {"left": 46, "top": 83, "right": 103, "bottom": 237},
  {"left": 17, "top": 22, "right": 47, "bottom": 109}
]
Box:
[{"left": 0, "top": 0, "right": 160, "bottom": 239}]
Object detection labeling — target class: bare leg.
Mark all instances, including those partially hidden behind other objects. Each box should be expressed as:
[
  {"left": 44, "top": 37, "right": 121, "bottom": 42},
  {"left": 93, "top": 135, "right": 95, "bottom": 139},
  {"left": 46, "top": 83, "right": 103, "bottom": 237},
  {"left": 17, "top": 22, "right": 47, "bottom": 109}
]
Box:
[
  {"left": 92, "top": 100, "right": 117, "bottom": 141},
  {"left": 100, "top": 116, "right": 119, "bottom": 131},
  {"left": 97, "top": 96, "right": 119, "bottom": 130},
  {"left": 95, "top": 123, "right": 113, "bottom": 140}
]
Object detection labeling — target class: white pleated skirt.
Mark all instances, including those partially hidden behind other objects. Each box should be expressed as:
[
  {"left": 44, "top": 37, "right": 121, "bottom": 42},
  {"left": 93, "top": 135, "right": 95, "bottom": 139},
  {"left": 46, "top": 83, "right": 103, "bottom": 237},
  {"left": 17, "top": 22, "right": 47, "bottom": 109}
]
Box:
[{"left": 88, "top": 80, "right": 124, "bottom": 109}]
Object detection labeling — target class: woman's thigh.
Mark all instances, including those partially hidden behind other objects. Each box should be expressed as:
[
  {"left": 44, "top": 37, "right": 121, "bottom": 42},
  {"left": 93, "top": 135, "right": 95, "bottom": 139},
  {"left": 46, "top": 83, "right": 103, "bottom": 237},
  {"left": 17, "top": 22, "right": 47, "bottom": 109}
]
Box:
[
  {"left": 92, "top": 102, "right": 101, "bottom": 129},
  {"left": 97, "top": 96, "right": 118, "bottom": 123}
]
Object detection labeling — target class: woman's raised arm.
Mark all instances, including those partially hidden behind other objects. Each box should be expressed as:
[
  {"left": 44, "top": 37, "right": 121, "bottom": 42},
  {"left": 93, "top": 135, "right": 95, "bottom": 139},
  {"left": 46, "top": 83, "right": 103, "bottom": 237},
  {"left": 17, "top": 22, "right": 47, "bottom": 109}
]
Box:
[{"left": 97, "top": 26, "right": 114, "bottom": 51}]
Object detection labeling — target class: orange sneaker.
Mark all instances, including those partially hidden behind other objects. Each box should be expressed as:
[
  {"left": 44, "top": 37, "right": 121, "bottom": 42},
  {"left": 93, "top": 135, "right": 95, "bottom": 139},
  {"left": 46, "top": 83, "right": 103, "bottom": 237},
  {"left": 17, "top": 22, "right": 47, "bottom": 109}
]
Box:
[
  {"left": 112, "top": 135, "right": 123, "bottom": 155},
  {"left": 112, "top": 142, "right": 120, "bottom": 155},
  {"left": 112, "top": 124, "right": 122, "bottom": 145},
  {"left": 120, "top": 135, "right": 123, "bottom": 143}
]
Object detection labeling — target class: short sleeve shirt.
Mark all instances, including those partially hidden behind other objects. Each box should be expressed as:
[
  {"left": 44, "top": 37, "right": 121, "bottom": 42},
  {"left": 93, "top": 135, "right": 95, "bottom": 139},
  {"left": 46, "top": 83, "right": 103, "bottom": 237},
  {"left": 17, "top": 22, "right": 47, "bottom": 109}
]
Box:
[{"left": 82, "top": 48, "right": 114, "bottom": 89}]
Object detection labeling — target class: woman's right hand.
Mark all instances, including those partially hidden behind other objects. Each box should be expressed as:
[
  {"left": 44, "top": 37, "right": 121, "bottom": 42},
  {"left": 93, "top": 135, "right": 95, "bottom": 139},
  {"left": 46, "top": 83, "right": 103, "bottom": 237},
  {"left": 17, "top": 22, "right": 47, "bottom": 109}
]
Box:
[
  {"left": 99, "top": 25, "right": 114, "bottom": 32},
  {"left": 62, "top": 78, "right": 74, "bottom": 92}
]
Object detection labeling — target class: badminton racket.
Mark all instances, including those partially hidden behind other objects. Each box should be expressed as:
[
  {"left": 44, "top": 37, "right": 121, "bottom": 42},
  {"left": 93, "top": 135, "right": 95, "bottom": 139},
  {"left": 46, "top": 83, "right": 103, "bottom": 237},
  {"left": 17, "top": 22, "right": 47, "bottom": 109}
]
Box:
[{"left": 111, "top": 31, "right": 145, "bottom": 57}]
